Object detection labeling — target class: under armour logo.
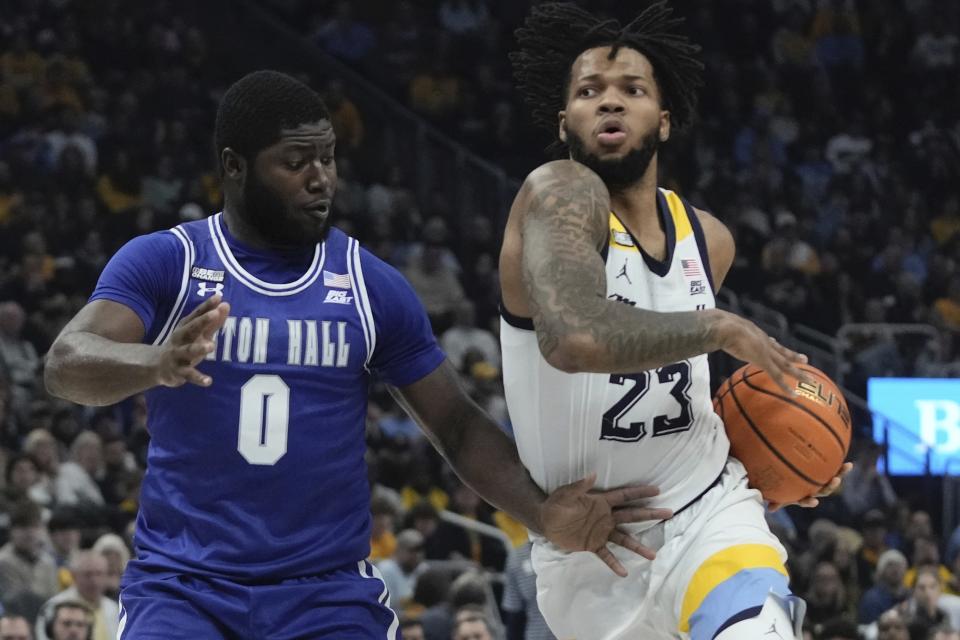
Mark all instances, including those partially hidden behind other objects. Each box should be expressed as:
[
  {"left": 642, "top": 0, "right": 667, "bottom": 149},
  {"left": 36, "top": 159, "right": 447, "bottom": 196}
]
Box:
[
  {"left": 617, "top": 260, "right": 632, "bottom": 284},
  {"left": 196, "top": 282, "right": 224, "bottom": 297}
]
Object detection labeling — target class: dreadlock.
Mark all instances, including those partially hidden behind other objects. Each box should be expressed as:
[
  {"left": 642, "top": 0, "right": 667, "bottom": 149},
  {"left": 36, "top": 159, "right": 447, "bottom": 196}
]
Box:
[{"left": 511, "top": 2, "right": 703, "bottom": 150}]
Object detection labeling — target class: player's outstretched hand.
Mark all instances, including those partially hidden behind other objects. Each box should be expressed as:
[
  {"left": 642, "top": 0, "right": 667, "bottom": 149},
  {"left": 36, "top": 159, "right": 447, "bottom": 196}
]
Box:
[
  {"left": 716, "top": 311, "right": 810, "bottom": 394},
  {"left": 154, "top": 293, "right": 230, "bottom": 388},
  {"left": 541, "top": 473, "right": 673, "bottom": 577},
  {"left": 767, "top": 462, "right": 854, "bottom": 512}
]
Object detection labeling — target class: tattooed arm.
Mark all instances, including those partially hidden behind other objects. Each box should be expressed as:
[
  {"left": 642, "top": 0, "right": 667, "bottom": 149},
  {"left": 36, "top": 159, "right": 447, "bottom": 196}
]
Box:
[{"left": 519, "top": 160, "right": 806, "bottom": 387}]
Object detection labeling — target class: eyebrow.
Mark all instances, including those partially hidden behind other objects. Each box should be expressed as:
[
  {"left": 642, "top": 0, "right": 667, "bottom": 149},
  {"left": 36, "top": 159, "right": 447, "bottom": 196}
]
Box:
[
  {"left": 576, "top": 73, "right": 649, "bottom": 83},
  {"left": 279, "top": 141, "right": 335, "bottom": 151}
]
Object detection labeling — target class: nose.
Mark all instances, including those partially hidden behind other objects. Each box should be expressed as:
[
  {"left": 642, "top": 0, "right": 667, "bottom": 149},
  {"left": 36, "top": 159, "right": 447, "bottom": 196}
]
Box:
[
  {"left": 306, "top": 160, "right": 331, "bottom": 193},
  {"left": 598, "top": 88, "right": 626, "bottom": 114}
]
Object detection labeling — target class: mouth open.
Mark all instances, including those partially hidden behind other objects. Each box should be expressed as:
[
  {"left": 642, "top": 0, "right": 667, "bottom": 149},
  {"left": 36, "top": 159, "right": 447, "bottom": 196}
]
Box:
[
  {"left": 303, "top": 203, "right": 330, "bottom": 219},
  {"left": 597, "top": 123, "right": 627, "bottom": 146}
]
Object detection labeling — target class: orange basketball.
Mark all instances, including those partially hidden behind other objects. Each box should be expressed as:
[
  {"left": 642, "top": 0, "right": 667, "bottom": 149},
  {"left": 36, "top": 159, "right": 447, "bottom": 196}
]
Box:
[{"left": 713, "top": 363, "right": 851, "bottom": 505}]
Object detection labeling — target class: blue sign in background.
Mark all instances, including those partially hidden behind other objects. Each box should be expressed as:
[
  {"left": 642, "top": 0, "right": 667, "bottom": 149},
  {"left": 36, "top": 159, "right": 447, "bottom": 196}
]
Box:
[{"left": 868, "top": 378, "right": 960, "bottom": 475}]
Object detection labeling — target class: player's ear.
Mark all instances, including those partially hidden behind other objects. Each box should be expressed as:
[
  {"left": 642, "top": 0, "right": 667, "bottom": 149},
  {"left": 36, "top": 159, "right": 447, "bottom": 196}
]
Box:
[
  {"left": 659, "top": 110, "right": 671, "bottom": 143},
  {"left": 221, "top": 148, "right": 246, "bottom": 181},
  {"left": 558, "top": 111, "right": 567, "bottom": 143}
]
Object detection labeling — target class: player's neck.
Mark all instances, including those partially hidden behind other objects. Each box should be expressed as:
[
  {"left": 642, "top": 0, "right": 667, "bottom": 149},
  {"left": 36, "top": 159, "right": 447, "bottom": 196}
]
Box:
[
  {"left": 221, "top": 204, "right": 271, "bottom": 251},
  {"left": 607, "top": 164, "right": 659, "bottom": 230}
]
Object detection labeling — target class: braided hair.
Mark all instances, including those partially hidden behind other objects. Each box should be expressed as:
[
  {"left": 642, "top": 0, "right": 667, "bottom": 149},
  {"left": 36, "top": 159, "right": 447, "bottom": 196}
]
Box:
[{"left": 511, "top": 2, "right": 703, "bottom": 151}]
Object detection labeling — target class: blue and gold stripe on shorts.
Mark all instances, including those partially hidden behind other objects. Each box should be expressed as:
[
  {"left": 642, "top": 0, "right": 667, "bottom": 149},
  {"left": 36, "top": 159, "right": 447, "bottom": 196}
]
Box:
[{"left": 680, "top": 544, "right": 790, "bottom": 640}]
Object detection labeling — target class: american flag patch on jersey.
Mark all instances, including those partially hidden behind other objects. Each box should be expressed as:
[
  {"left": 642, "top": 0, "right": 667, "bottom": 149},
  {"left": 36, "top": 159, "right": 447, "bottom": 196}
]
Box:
[
  {"left": 681, "top": 259, "right": 702, "bottom": 277},
  {"left": 323, "top": 271, "right": 352, "bottom": 289}
]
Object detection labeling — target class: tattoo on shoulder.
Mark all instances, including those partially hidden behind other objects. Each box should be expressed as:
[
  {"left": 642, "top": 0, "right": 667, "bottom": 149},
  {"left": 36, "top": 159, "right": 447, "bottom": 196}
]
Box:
[
  {"left": 519, "top": 162, "right": 716, "bottom": 369},
  {"left": 520, "top": 163, "right": 611, "bottom": 359}
]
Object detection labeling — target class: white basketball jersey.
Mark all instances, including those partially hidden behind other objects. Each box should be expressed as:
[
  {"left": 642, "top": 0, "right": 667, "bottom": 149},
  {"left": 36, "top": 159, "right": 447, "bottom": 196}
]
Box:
[{"left": 501, "top": 188, "right": 730, "bottom": 512}]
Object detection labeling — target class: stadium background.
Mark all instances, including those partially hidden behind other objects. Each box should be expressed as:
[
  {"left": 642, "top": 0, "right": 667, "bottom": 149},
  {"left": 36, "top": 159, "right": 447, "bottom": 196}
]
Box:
[{"left": 0, "top": 0, "right": 958, "bottom": 638}]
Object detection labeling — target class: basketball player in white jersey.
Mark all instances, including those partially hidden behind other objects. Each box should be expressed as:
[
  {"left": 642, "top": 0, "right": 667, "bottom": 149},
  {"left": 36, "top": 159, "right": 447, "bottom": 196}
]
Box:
[{"left": 499, "top": 4, "right": 850, "bottom": 639}]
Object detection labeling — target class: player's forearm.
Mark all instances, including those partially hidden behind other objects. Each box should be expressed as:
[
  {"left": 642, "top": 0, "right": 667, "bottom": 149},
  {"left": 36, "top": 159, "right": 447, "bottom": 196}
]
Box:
[
  {"left": 563, "top": 303, "right": 726, "bottom": 373},
  {"left": 532, "top": 279, "right": 727, "bottom": 373},
  {"left": 433, "top": 403, "right": 547, "bottom": 534},
  {"left": 45, "top": 331, "right": 160, "bottom": 406}
]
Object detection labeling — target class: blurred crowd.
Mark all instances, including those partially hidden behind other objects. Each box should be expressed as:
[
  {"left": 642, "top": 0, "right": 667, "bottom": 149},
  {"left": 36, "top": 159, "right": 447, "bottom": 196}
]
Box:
[
  {"left": 0, "top": 0, "right": 958, "bottom": 639},
  {"left": 268, "top": 0, "right": 960, "bottom": 386}
]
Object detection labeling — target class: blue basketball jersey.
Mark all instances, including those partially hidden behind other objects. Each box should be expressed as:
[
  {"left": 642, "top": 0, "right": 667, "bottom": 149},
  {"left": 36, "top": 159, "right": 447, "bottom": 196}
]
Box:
[{"left": 91, "top": 213, "right": 444, "bottom": 581}]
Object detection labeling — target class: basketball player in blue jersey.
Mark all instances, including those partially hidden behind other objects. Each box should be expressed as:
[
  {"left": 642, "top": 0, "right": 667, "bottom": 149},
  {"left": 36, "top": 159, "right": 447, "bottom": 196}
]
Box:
[
  {"left": 499, "top": 4, "right": 852, "bottom": 639},
  {"left": 44, "top": 71, "right": 669, "bottom": 639}
]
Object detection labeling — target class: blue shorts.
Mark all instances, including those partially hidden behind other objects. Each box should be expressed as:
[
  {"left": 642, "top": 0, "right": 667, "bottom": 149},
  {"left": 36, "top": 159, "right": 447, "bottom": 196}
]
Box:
[{"left": 118, "top": 560, "right": 399, "bottom": 639}]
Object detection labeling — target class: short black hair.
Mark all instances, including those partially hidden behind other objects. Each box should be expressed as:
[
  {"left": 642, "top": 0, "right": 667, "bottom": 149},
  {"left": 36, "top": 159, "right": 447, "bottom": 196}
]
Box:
[
  {"left": 9, "top": 500, "right": 42, "bottom": 529},
  {"left": 511, "top": 2, "right": 703, "bottom": 151},
  {"left": 214, "top": 70, "right": 330, "bottom": 174}
]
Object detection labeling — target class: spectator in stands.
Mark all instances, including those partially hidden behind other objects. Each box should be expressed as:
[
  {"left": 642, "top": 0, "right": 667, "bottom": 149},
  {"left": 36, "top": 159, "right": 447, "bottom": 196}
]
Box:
[
  {"left": 842, "top": 443, "right": 898, "bottom": 520},
  {"left": 859, "top": 510, "right": 891, "bottom": 590},
  {"left": 901, "top": 566, "right": 950, "bottom": 640},
  {"left": 438, "top": 0, "right": 490, "bottom": 36},
  {"left": 402, "top": 220, "right": 464, "bottom": 333},
  {"left": 43, "top": 601, "right": 92, "bottom": 640},
  {"left": 860, "top": 549, "right": 909, "bottom": 623},
  {"left": 369, "top": 496, "right": 398, "bottom": 562},
  {"left": 875, "top": 608, "right": 910, "bottom": 640},
  {"left": 502, "top": 540, "right": 555, "bottom": 640},
  {"left": 0, "top": 302, "right": 39, "bottom": 420},
  {"left": 90, "top": 534, "right": 128, "bottom": 601},
  {"left": 420, "top": 570, "right": 488, "bottom": 640},
  {"left": 452, "top": 606, "right": 495, "bottom": 640},
  {"left": 2, "top": 455, "right": 48, "bottom": 510},
  {"left": 324, "top": 79, "right": 364, "bottom": 153},
  {"left": 0, "top": 502, "right": 58, "bottom": 604},
  {"left": 377, "top": 529, "right": 428, "bottom": 610},
  {"left": 21, "top": 430, "right": 58, "bottom": 500},
  {"left": 805, "top": 561, "right": 850, "bottom": 628},
  {"left": 905, "top": 537, "right": 956, "bottom": 594},
  {"left": 399, "top": 618, "right": 425, "bottom": 640},
  {"left": 54, "top": 431, "right": 103, "bottom": 507},
  {"left": 0, "top": 615, "right": 32, "bottom": 640},
  {"left": 311, "top": 1, "right": 377, "bottom": 64},
  {"left": 140, "top": 156, "right": 183, "bottom": 216},
  {"left": 95, "top": 150, "right": 142, "bottom": 215},
  {"left": 440, "top": 301, "right": 500, "bottom": 372},
  {"left": 47, "top": 509, "right": 82, "bottom": 592},
  {"left": 36, "top": 551, "right": 117, "bottom": 640},
  {"left": 933, "top": 276, "right": 960, "bottom": 333},
  {"left": 96, "top": 432, "right": 135, "bottom": 507},
  {"left": 408, "top": 57, "right": 462, "bottom": 121}
]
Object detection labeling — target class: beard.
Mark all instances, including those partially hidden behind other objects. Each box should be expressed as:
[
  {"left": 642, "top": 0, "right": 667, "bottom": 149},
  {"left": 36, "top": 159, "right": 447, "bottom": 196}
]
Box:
[
  {"left": 565, "top": 126, "right": 660, "bottom": 192},
  {"left": 240, "top": 172, "right": 331, "bottom": 249}
]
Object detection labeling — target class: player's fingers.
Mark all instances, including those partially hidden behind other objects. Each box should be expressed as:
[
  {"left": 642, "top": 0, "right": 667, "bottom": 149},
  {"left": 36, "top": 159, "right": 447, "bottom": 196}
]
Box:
[
  {"left": 179, "top": 293, "right": 222, "bottom": 324},
  {"left": 798, "top": 497, "right": 820, "bottom": 508},
  {"left": 201, "top": 302, "right": 231, "bottom": 341},
  {"left": 816, "top": 476, "right": 842, "bottom": 497},
  {"left": 766, "top": 363, "right": 794, "bottom": 395},
  {"left": 594, "top": 545, "right": 628, "bottom": 578},
  {"left": 174, "top": 341, "right": 215, "bottom": 365},
  {"left": 180, "top": 367, "right": 212, "bottom": 387},
  {"left": 564, "top": 472, "right": 598, "bottom": 496},
  {"left": 608, "top": 528, "right": 657, "bottom": 561},
  {"left": 612, "top": 507, "right": 673, "bottom": 525},
  {"left": 173, "top": 311, "right": 220, "bottom": 344},
  {"left": 838, "top": 462, "right": 854, "bottom": 477},
  {"left": 601, "top": 484, "right": 660, "bottom": 506}
]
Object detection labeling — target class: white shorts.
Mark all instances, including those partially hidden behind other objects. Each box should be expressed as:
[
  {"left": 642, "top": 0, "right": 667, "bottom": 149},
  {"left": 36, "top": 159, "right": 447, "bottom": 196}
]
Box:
[{"left": 531, "top": 458, "right": 792, "bottom": 640}]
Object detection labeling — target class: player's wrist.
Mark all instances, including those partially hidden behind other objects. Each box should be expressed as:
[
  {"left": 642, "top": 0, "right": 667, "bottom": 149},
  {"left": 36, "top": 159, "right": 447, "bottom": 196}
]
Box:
[{"left": 702, "top": 309, "right": 735, "bottom": 353}]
